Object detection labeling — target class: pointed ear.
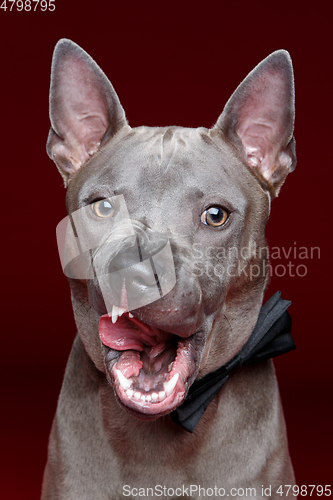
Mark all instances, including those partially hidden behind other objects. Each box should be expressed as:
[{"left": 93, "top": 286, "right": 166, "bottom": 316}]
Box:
[
  {"left": 47, "top": 39, "right": 128, "bottom": 186},
  {"left": 215, "top": 50, "right": 296, "bottom": 197}
]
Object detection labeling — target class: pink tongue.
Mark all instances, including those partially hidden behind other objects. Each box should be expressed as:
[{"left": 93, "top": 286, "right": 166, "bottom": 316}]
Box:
[{"left": 99, "top": 313, "right": 172, "bottom": 352}]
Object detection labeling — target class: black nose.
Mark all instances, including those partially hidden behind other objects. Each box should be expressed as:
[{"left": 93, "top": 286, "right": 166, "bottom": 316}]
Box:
[
  {"left": 108, "top": 233, "right": 168, "bottom": 291},
  {"left": 108, "top": 245, "right": 142, "bottom": 273}
]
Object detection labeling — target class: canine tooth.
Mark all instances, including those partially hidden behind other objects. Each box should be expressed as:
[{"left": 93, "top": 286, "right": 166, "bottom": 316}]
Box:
[
  {"left": 146, "top": 395, "right": 152, "bottom": 402},
  {"left": 116, "top": 370, "right": 133, "bottom": 390},
  {"left": 111, "top": 305, "right": 118, "bottom": 323},
  {"left": 167, "top": 362, "right": 174, "bottom": 372},
  {"left": 152, "top": 393, "right": 158, "bottom": 401},
  {"left": 111, "top": 305, "right": 127, "bottom": 323},
  {"left": 134, "top": 392, "right": 141, "bottom": 400},
  {"left": 128, "top": 312, "right": 134, "bottom": 318},
  {"left": 163, "top": 372, "right": 179, "bottom": 396},
  {"left": 158, "top": 391, "right": 166, "bottom": 401},
  {"left": 126, "top": 389, "right": 134, "bottom": 398}
]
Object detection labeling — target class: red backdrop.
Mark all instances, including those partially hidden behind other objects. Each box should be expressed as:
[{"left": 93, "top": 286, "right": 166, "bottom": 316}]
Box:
[{"left": 1, "top": 0, "right": 332, "bottom": 497}]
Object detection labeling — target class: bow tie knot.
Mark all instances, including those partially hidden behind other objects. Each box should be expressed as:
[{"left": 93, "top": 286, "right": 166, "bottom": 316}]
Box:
[
  {"left": 171, "top": 291, "right": 296, "bottom": 432},
  {"left": 226, "top": 357, "right": 243, "bottom": 376}
]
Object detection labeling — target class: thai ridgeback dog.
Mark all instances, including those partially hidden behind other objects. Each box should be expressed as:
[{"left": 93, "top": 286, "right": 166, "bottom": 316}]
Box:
[{"left": 42, "top": 39, "right": 296, "bottom": 499}]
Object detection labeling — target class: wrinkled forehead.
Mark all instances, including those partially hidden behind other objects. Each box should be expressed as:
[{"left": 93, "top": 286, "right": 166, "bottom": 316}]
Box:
[{"left": 67, "top": 126, "right": 260, "bottom": 215}]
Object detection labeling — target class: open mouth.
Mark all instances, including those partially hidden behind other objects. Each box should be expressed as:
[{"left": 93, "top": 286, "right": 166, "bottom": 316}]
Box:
[{"left": 99, "top": 309, "right": 197, "bottom": 418}]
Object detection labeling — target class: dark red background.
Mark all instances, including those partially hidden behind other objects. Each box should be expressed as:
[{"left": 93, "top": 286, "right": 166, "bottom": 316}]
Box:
[{"left": 1, "top": 1, "right": 332, "bottom": 497}]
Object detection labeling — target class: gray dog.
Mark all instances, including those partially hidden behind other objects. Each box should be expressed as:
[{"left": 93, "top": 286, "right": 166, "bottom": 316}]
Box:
[{"left": 42, "top": 39, "right": 296, "bottom": 499}]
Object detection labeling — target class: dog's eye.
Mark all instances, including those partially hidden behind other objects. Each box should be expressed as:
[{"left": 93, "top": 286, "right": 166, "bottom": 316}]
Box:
[
  {"left": 201, "top": 206, "right": 229, "bottom": 227},
  {"left": 92, "top": 199, "right": 115, "bottom": 218}
]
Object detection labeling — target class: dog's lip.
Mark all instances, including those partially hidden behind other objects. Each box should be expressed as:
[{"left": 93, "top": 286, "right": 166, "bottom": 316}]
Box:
[
  {"left": 109, "top": 337, "right": 196, "bottom": 418},
  {"left": 99, "top": 312, "right": 198, "bottom": 417},
  {"left": 114, "top": 370, "right": 186, "bottom": 417},
  {"left": 99, "top": 311, "right": 174, "bottom": 352}
]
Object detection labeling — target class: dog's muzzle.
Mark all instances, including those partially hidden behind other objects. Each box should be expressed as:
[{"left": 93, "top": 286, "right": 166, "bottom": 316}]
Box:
[{"left": 56, "top": 195, "right": 176, "bottom": 313}]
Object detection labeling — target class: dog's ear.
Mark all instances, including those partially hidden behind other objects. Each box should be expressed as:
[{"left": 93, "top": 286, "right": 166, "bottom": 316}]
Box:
[
  {"left": 215, "top": 50, "right": 296, "bottom": 197},
  {"left": 47, "top": 39, "right": 127, "bottom": 186}
]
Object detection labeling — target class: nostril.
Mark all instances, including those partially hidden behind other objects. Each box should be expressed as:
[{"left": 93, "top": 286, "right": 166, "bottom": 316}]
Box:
[
  {"left": 108, "top": 248, "right": 141, "bottom": 273},
  {"left": 132, "top": 266, "right": 159, "bottom": 289},
  {"left": 134, "top": 275, "right": 147, "bottom": 286}
]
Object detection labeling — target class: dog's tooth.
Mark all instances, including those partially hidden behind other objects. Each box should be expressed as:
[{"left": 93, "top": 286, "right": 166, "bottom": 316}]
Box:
[
  {"left": 111, "top": 305, "right": 127, "bottom": 323},
  {"left": 248, "top": 156, "right": 259, "bottom": 167},
  {"left": 116, "top": 370, "right": 133, "bottom": 390},
  {"left": 111, "top": 305, "right": 119, "bottom": 324},
  {"left": 151, "top": 393, "right": 158, "bottom": 401},
  {"left": 128, "top": 312, "right": 134, "bottom": 318},
  {"left": 163, "top": 373, "right": 179, "bottom": 396},
  {"left": 158, "top": 391, "right": 166, "bottom": 401},
  {"left": 126, "top": 389, "right": 134, "bottom": 398},
  {"left": 167, "top": 362, "right": 174, "bottom": 372},
  {"left": 134, "top": 392, "right": 141, "bottom": 400}
]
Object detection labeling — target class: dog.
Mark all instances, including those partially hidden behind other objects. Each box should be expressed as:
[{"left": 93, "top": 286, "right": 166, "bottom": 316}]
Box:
[{"left": 42, "top": 39, "right": 296, "bottom": 499}]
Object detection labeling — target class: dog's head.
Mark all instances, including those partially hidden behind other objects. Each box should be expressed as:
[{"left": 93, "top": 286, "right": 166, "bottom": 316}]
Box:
[{"left": 48, "top": 40, "right": 295, "bottom": 420}]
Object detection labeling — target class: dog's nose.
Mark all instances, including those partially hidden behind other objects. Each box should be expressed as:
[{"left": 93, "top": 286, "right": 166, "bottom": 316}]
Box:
[
  {"left": 108, "top": 246, "right": 160, "bottom": 292},
  {"left": 109, "top": 246, "right": 142, "bottom": 273},
  {"left": 103, "top": 233, "right": 176, "bottom": 311},
  {"left": 108, "top": 236, "right": 168, "bottom": 288}
]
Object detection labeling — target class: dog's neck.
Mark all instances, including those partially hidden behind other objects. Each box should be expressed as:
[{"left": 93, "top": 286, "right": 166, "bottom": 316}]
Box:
[{"left": 198, "top": 288, "right": 265, "bottom": 378}]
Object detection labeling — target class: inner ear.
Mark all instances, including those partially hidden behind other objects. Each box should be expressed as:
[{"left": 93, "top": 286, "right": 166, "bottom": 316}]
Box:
[
  {"left": 215, "top": 50, "right": 296, "bottom": 197},
  {"left": 47, "top": 39, "right": 127, "bottom": 186}
]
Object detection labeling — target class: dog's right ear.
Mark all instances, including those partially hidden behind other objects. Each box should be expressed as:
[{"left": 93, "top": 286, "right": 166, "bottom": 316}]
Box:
[
  {"left": 214, "top": 50, "right": 296, "bottom": 198},
  {"left": 47, "top": 39, "right": 127, "bottom": 186}
]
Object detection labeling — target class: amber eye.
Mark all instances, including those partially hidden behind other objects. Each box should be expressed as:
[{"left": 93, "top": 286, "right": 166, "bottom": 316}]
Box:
[
  {"left": 92, "top": 199, "right": 115, "bottom": 218},
  {"left": 201, "top": 206, "right": 229, "bottom": 227}
]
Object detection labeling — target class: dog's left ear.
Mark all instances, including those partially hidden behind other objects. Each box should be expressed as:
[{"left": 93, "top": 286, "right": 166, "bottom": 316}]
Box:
[
  {"left": 215, "top": 50, "right": 296, "bottom": 197},
  {"left": 47, "top": 39, "right": 127, "bottom": 186}
]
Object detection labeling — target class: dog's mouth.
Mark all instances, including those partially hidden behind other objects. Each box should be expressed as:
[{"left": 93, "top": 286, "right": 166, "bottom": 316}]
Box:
[{"left": 99, "top": 311, "right": 197, "bottom": 418}]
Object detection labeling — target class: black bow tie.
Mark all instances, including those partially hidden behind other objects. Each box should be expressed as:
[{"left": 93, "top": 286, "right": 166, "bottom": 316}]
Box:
[{"left": 170, "top": 291, "right": 296, "bottom": 432}]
